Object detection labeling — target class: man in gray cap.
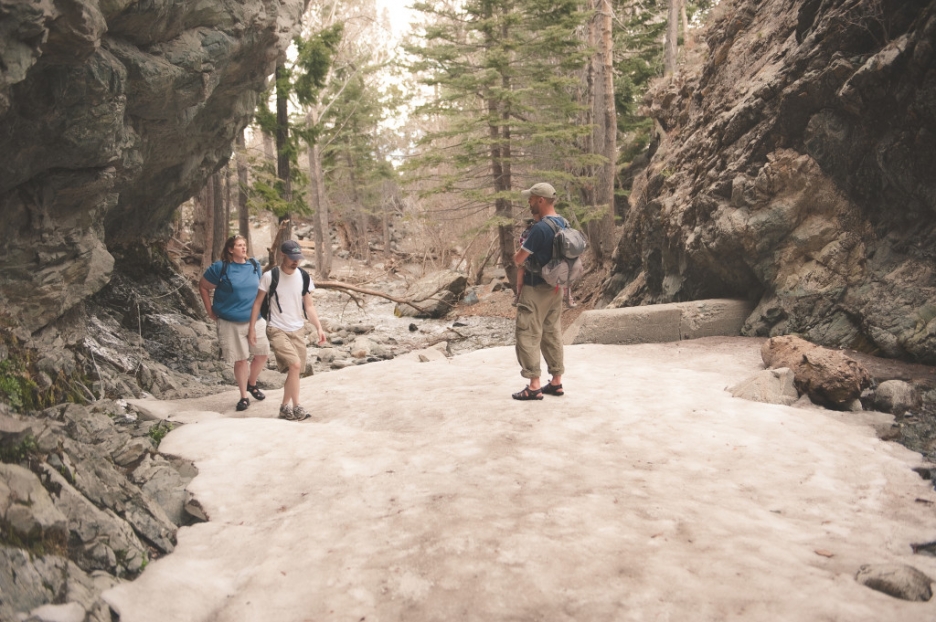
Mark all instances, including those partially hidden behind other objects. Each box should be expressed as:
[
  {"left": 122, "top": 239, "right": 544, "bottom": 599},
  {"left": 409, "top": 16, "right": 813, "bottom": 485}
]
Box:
[
  {"left": 248, "top": 240, "right": 327, "bottom": 421},
  {"left": 511, "top": 182, "right": 565, "bottom": 400}
]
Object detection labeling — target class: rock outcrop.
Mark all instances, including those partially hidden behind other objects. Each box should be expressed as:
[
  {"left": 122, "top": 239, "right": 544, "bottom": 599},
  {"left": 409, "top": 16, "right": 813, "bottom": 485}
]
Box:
[
  {"left": 0, "top": 402, "right": 197, "bottom": 620},
  {"left": 608, "top": 0, "right": 936, "bottom": 364},
  {"left": 0, "top": 0, "right": 306, "bottom": 334}
]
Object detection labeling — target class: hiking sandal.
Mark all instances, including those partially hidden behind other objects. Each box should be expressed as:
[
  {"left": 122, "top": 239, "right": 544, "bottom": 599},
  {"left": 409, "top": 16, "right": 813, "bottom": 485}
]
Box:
[
  {"left": 542, "top": 382, "right": 564, "bottom": 396},
  {"left": 512, "top": 386, "right": 543, "bottom": 401},
  {"left": 247, "top": 383, "right": 265, "bottom": 400},
  {"left": 236, "top": 397, "right": 250, "bottom": 411}
]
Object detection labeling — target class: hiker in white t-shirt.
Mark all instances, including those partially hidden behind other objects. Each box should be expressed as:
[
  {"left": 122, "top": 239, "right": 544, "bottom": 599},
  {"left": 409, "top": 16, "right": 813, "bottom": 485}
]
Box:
[{"left": 248, "top": 240, "right": 326, "bottom": 421}]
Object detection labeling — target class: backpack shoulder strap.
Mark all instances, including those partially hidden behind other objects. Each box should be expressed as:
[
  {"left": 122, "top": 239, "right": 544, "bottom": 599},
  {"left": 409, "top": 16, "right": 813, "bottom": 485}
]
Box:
[
  {"left": 269, "top": 267, "right": 282, "bottom": 314},
  {"left": 542, "top": 217, "right": 561, "bottom": 233},
  {"left": 299, "top": 268, "right": 311, "bottom": 296},
  {"left": 249, "top": 258, "right": 259, "bottom": 275},
  {"left": 218, "top": 261, "right": 229, "bottom": 281},
  {"left": 269, "top": 267, "right": 280, "bottom": 292}
]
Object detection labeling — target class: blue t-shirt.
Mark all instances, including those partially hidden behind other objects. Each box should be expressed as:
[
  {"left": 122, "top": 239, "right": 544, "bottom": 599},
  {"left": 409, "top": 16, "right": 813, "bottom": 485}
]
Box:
[
  {"left": 521, "top": 216, "right": 562, "bottom": 286},
  {"left": 203, "top": 259, "right": 262, "bottom": 322}
]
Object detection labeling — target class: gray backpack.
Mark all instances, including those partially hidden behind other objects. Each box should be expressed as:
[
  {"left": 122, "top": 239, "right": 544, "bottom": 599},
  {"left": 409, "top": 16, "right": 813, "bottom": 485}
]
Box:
[{"left": 539, "top": 217, "right": 587, "bottom": 288}]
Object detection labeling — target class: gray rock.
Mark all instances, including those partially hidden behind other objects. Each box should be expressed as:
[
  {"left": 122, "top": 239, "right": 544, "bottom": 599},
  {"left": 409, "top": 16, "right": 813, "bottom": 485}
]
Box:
[
  {"left": 0, "top": 464, "right": 68, "bottom": 541},
  {"left": 350, "top": 336, "right": 375, "bottom": 359},
  {"left": 844, "top": 398, "right": 864, "bottom": 412},
  {"left": 394, "top": 270, "right": 469, "bottom": 318},
  {"left": 40, "top": 463, "right": 148, "bottom": 575},
  {"left": 111, "top": 437, "right": 153, "bottom": 467},
  {"left": 0, "top": 547, "right": 113, "bottom": 622},
  {"left": 131, "top": 454, "right": 192, "bottom": 527},
  {"left": 873, "top": 380, "right": 917, "bottom": 415},
  {"left": 316, "top": 348, "right": 338, "bottom": 364},
  {"left": 729, "top": 367, "right": 798, "bottom": 406},
  {"left": 54, "top": 433, "right": 177, "bottom": 555},
  {"left": 855, "top": 563, "right": 933, "bottom": 601},
  {"left": 257, "top": 369, "right": 287, "bottom": 390},
  {"left": 370, "top": 344, "right": 392, "bottom": 359},
  {"left": 184, "top": 494, "right": 209, "bottom": 523}
]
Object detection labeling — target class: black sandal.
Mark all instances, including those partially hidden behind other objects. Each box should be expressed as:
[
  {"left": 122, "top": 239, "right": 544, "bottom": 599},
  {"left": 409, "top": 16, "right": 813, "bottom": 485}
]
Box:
[
  {"left": 542, "top": 382, "right": 564, "bottom": 396},
  {"left": 512, "top": 386, "right": 543, "bottom": 401},
  {"left": 236, "top": 397, "right": 250, "bottom": 411},
  {"left": 247, "top": 383, "right": 265, "bottom": 401}
]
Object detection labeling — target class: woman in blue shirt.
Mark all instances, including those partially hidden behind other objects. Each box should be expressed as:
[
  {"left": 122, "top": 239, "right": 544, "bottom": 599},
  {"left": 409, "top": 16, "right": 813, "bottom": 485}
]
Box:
[{"left": 199, "top": 235, "right": 270, "bottom": 412}]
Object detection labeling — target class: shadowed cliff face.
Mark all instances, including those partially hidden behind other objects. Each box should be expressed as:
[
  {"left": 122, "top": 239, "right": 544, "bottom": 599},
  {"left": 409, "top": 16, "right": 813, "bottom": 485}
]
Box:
[
  {"left": 610, "top": 0, "right": 936, "bottom": 363},
  {"left": 0, "top": 0, "right": 306, "bottom": 333}
]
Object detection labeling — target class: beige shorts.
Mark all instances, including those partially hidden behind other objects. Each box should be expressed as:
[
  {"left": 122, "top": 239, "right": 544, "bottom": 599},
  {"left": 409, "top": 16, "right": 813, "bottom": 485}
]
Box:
[
  {"left": 267, "top": 325, "right": 307, "bottom": 373},
  {"left": 216, "top": 318, "right": 270, "bottom": 365}
]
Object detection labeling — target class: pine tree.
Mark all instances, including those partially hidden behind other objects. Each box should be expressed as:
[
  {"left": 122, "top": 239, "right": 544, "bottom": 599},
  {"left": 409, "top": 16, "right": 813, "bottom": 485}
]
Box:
[{"left": 405, "top": 0, "right": 590, "bottom": 287}]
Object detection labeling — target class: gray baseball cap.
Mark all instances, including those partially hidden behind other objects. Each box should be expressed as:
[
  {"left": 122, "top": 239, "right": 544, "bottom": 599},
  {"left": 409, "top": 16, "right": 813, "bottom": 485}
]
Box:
[
  {"left": 281, "top": 240, "right": 304, "bottom": 260},
  {"left": 520, "top": 182, "right": 557, "bottom": 200}
]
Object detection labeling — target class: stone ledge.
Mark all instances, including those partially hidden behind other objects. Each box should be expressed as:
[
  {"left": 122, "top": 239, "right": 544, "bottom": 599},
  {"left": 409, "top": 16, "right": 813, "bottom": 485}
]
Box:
[{"left": 563, "top": 299, "right": 755, "bottom": 345}]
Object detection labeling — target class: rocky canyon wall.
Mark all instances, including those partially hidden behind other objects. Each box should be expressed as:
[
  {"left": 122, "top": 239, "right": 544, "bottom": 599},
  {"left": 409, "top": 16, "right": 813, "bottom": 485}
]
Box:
[
  {"left": 609, "top": 0, "right": 936, "bottom": 363},
  {"left": 0, "top": 0, "right": 306, "bottom": 333}
]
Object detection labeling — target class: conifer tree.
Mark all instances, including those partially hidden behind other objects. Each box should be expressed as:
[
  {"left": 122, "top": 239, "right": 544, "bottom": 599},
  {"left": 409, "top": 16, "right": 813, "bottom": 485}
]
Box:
[{"left": 405, "top": 0, "right": 590, "bottom": 287}]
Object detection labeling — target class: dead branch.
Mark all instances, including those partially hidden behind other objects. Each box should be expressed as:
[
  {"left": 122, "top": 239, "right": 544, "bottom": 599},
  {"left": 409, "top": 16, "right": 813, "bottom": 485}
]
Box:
[{"left": 316, "top": 280, "right": 433, "bottom": 315}]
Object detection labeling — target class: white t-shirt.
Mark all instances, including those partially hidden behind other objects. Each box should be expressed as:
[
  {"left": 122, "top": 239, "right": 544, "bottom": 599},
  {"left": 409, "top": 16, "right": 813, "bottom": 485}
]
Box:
[{"left": 259, "top": 268, "right": 315, "bottom": 332}]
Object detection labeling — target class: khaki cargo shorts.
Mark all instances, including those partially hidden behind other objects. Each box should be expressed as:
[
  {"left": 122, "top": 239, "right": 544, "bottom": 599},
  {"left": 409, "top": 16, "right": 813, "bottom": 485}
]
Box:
[
  {"left": 217, "top": 317, "right": 270, "bottom": 365},
  {"left": 267, "top": 325, "right": 307, "bottom": 373}
]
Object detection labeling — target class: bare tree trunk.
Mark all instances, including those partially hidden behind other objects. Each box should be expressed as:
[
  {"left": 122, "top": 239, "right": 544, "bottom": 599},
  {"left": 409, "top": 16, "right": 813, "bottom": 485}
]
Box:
[
  {"left": 584, "top": 3, "right": 599, "bottom": 255},
  {"left": 211, "top": 172, "right": 226, "bottom": 260},
  {"left": 358, "top": 208, "right": 370, "bottom": 264},
  {"left": 200, "top": 182, "right": 214, "bottom": 270},
  {"left": 342, "top": 142, "right": 370, "bottom": 264},
  {"left": 308, "top": 137, "right": 332, "bottom": 279},
  {"left": 665, "top": 0, "right": 679, "bottom": 76},
  {"left": 235, "top": 129, "right": 251, "bottom": 255},
  {"left": 488, "top": 15, "right": 515, "bottom": 289},
  {"left": 262, "top": 132, "right": 275, "bottom": 164},
  {"left": 275, "top": 60, "right": 292, "bottom": 240},
  {"left": 585, "top": 0, "right": 616, "bottom": 263},
  {"left": 598, "top": 0, "right": 617, "bottom": 256},
  {"left": 223, "top": 161, "right": 232, "bottom": 237},
  {"left": 193, "top": 186, "right": 209, "bottom": 268},
  {"left": 681, "top": 0, "right": 689, "bottom": 45},
  {"left": 382, "top": 187, "right": 391, "bottom": 261}
]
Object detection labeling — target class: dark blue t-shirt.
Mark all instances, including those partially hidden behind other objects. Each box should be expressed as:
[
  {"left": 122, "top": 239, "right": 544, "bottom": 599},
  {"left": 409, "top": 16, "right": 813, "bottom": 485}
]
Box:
[
  {"left": 521, "top": 216, "right": 563, "bottom": 286},
  {"left": 203, "top": 259, "right": 262, "bottom": 322}
]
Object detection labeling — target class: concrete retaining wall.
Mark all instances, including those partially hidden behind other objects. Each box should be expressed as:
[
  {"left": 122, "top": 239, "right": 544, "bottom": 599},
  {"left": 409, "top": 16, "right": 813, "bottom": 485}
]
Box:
[{"left": 563, "top": 299, "right": 755, "bottom": 345}]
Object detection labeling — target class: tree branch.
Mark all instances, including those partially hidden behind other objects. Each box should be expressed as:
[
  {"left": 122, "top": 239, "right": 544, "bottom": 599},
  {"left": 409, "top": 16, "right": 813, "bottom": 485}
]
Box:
[{"left": 316, "top": 280, "right": 433, "bottom": 315}]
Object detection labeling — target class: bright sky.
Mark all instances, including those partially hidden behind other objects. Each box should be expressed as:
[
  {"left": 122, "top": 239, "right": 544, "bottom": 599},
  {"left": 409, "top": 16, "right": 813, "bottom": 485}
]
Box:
[{"left": 376, "top": 0, "right": 418, "bottom": 39}]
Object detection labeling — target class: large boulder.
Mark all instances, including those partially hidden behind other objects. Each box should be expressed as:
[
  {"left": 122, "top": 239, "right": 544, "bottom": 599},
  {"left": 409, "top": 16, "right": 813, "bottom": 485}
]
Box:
[
  {"left": 872, "top": 379, "right": 919, "bottom": 415},
  {"left": 0, "top": 0, "right": 307, "bottom": 333},
  {"left": 607, "top": 0, "right": 936, "bottom": 364},
  {"left": 394, "top": 270, "right": 469, "bottom": 319},
  {"left": 761, "top": 335, "right": 872, "bottom": 410}
]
